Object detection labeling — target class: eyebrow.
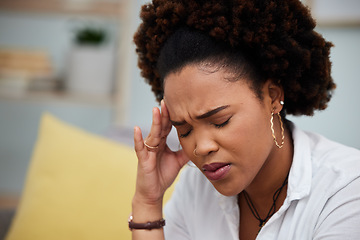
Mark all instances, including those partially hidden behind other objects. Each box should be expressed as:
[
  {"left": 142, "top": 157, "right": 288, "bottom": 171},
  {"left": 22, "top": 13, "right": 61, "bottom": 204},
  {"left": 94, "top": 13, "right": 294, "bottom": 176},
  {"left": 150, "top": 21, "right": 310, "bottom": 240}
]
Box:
[{"left": 170, "top": 105, "right": 230, "bottom": 126}]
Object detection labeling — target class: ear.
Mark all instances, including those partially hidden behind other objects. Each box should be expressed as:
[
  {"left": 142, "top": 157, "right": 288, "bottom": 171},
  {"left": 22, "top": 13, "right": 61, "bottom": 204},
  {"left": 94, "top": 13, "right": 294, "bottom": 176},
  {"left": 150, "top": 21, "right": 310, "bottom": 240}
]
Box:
[{"left": 266, "top": 80, "right": 284, "bottom": 114}]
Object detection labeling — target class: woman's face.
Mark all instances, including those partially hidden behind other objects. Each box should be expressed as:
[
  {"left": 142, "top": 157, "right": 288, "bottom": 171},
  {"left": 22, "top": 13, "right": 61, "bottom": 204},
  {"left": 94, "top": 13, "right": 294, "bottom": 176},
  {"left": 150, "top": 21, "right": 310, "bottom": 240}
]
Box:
[{"left": 164, "top": 64, "right": 279, "bottom": 196}]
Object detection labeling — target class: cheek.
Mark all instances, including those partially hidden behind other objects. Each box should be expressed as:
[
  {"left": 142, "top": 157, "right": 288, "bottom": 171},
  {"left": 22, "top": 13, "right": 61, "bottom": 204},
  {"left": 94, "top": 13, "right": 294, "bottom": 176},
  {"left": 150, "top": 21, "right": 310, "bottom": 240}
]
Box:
[{"left": 224, "top": 114, "right": 272, "bottom": 154}]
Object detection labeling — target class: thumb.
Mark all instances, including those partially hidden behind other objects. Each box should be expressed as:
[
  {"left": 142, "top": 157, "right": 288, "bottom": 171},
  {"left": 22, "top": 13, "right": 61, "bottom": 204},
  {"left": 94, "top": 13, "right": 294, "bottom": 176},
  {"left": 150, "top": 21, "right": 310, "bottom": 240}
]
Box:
[{"left": 175, "top": 149, "right": 191, "bottom": 168}]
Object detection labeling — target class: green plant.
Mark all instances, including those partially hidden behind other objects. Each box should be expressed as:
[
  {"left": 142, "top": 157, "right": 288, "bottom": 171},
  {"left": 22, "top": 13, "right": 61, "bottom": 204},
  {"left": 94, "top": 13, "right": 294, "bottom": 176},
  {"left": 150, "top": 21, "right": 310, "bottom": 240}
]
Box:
[{"left": 74, "top": 27, "right": 107, "bottom": 46}]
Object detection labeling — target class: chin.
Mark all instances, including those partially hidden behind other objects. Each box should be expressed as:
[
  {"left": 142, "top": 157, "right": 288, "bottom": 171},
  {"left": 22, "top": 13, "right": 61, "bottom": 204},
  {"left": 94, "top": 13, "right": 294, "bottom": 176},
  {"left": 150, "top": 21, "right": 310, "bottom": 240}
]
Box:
[{"left": 213, "top": 183, "right": 241, "bottom": 197}]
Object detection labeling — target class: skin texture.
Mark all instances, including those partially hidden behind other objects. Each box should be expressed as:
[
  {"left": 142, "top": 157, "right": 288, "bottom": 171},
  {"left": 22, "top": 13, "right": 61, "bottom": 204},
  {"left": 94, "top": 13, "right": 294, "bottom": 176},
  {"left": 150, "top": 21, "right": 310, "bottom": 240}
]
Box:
[{"left": 132, "top": 63, "right": 293, "bottom": 240}]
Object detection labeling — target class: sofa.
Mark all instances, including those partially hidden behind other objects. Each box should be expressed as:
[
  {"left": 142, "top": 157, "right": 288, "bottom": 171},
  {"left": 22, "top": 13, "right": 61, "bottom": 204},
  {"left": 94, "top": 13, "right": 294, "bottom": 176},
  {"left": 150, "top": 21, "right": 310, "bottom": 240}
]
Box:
[{"left": 0, "top": 113, "right": 179, "bottom": 240}]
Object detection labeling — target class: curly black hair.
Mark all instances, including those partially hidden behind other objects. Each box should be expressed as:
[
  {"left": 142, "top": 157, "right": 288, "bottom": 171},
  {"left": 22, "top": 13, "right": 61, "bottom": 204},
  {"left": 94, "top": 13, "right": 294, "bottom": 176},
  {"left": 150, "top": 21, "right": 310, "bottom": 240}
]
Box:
[{"left": 134, "top": 0, "right": 335, "bottom": 116}]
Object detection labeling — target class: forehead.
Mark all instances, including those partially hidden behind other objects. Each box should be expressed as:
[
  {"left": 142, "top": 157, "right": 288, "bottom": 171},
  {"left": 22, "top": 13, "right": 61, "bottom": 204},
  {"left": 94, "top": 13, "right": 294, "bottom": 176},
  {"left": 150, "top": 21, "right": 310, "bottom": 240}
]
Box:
[
  {"left": 164, "top": 65, "right": 230, "bottom": 100},
  {"left": 163, "top": 65, "right": 254, "bottom": 119}
]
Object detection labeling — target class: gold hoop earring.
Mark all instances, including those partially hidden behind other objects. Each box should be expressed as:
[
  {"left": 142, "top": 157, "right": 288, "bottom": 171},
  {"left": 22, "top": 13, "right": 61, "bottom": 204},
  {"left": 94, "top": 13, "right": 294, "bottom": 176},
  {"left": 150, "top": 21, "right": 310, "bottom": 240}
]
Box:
[{"left": 270, "top": 112, "right": 285, "bottom": 148}]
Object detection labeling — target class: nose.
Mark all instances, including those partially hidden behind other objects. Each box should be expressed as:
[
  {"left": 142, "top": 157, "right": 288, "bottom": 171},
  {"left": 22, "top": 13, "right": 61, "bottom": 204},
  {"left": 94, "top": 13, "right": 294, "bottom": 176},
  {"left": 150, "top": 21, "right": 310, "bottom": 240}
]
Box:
[{"left": 194, "top": 130, "right": 219, "bottom": 157}]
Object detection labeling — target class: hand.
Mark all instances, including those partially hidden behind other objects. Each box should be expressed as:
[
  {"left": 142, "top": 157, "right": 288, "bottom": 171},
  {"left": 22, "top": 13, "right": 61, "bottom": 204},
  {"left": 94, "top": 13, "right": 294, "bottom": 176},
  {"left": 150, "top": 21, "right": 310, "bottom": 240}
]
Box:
[{"left": 133, "top": 100, "right": 188, "bottom": 206}]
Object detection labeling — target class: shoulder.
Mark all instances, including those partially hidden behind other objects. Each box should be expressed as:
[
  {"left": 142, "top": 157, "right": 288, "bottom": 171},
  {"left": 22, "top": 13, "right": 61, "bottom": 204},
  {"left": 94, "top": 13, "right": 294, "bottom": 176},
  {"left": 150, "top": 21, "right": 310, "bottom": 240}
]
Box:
[
  {"left": 292, "top": 124, "right": 360, "bottom": 210},
  {"left": 292, "top": 124, "right": 360, "bottom": 183},
  {"left": 306, "top": 130, "right": 360, "bottom": 183},
  {"left": 305, "top": 129, "right": 360, "bottom": 163},
  {"left": 289, "top": 123, "right": 360, "bottom": 206},
  {"left": 282, "top": 125, "right": 360, "bottom": 238}
]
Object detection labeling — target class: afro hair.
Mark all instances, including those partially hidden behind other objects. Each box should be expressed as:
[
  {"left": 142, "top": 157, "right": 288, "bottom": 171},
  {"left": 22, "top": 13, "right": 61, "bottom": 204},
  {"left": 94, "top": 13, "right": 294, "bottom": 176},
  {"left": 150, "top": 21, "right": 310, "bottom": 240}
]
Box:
[{"left": 134, "top": 0, "right": 336, "bottom": 116}]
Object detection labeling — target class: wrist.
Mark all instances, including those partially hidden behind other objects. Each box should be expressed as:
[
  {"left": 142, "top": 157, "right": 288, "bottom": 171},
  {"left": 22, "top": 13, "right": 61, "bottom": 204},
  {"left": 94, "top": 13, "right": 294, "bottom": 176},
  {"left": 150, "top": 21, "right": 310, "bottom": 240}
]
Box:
[
  {"left": 132, "top": 192, "right": 163, "bottom": 209},
  {"left": 132, "top": 195, "right": 163, "bottom": 223}
]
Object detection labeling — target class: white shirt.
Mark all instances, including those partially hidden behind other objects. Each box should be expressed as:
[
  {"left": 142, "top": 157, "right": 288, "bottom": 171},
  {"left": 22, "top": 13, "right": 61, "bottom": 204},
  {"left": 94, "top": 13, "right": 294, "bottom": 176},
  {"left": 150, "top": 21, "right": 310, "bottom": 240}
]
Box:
[{"left": 164, "top": 124, "right": 360, "bottom": 239}]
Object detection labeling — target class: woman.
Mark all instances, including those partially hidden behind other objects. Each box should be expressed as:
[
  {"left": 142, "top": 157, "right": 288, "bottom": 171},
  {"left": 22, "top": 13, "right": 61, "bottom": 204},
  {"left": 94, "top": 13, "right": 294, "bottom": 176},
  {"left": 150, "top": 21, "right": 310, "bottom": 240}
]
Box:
[{"left": 130, "top": 0, "right": 360, "bottom": 239}]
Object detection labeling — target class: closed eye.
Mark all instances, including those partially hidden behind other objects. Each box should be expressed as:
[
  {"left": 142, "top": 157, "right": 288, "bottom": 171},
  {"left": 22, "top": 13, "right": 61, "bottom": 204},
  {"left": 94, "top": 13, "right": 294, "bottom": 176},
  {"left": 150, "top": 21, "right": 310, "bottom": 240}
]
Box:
[
  {"left": 179, "top": 129, "right": 192, "bottom": 138},
  {"left": 214, "top": 117, "right": 231, "bottom": 128},
  {"left": 177, "top": 116, "right": 231, "bottom": 138}
]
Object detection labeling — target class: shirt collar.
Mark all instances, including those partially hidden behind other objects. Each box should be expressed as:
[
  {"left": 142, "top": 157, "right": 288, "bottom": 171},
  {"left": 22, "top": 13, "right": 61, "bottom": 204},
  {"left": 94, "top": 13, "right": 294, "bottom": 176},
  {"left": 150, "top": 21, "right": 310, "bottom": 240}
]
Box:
[{"left": 287, "top": 122, "right": 312, "bottom": 201}]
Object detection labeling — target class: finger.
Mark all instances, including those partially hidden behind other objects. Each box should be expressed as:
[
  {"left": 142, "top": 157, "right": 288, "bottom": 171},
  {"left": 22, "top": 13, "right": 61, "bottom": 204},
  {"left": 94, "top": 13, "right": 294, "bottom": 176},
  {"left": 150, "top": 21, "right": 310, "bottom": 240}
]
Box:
[
  {"left": 133, "top": 126, "right": 148, "bottom": 160},
  {"left": 144, "top": 107, "right": 162, "bottom": 148},
  {"left": 160, "top": 99, "right": 172, "bottom": 137}
]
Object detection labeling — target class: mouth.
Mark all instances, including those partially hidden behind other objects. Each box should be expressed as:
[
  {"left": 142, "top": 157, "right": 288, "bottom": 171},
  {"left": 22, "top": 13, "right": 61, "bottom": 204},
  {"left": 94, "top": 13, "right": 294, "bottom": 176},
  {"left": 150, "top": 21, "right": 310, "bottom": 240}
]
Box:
[{"left": 202, "top": 162, "right": 231, "bottom": 181}]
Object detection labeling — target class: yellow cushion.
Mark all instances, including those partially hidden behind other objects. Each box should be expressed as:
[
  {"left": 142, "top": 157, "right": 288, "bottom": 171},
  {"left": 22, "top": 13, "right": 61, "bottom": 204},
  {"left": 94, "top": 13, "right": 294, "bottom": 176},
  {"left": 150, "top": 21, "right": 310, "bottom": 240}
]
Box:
[{"left": 6, "top": 113, "right": 176, "bottom": 240}]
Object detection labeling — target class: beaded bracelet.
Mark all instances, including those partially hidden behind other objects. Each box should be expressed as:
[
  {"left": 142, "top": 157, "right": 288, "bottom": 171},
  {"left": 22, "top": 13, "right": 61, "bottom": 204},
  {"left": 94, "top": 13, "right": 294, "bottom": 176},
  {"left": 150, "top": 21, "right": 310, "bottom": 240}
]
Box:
[{"left": 128, "top": 215, "right": 166, "bottom": 231}]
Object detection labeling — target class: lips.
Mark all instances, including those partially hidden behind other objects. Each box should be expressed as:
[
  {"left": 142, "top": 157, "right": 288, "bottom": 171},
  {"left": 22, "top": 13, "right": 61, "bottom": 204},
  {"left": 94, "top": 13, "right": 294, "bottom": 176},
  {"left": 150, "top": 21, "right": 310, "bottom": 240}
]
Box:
[{"left": 202, "top": 163, "right": 231, "bottom": 181}]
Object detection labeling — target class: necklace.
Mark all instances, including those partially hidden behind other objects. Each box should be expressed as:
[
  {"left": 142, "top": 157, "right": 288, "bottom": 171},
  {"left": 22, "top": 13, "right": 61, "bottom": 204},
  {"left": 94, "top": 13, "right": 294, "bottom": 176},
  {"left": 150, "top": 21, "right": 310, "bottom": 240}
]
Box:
[{"left": 241, "top": 174, "right": 289, "bottom": 231}]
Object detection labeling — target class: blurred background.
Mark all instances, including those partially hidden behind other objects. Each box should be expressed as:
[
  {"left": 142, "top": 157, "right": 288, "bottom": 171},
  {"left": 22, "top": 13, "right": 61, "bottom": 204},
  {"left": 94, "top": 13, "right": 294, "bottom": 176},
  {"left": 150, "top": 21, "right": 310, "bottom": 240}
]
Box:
[{"left": 0, "top": 0, "right": 359, "bottom": 209}]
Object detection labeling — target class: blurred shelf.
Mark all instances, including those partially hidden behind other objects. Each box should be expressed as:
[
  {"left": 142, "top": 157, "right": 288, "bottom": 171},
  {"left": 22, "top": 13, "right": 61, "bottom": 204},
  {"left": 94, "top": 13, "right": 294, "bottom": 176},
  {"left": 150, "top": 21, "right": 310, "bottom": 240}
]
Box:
[
  {"left": 0, "top": 90, "right": 114, "bottom": 107},
  {"left": 0, "top": 0, "right": 126, "bottom": 18}
]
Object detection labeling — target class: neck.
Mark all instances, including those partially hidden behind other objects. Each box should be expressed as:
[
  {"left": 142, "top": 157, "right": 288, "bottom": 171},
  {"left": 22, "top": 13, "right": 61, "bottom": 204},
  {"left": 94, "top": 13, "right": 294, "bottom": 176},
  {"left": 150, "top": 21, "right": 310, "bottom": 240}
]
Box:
[{"left": 244, "top": 126, "right": 293, "bottom": 206}]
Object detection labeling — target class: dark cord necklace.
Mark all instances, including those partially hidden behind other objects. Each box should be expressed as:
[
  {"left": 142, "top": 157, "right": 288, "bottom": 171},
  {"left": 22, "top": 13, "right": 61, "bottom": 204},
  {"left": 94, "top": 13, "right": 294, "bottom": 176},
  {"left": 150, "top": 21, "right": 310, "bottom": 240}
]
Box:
[{"left": 241, "top": 174, "right": 289, "bottom": 230}]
